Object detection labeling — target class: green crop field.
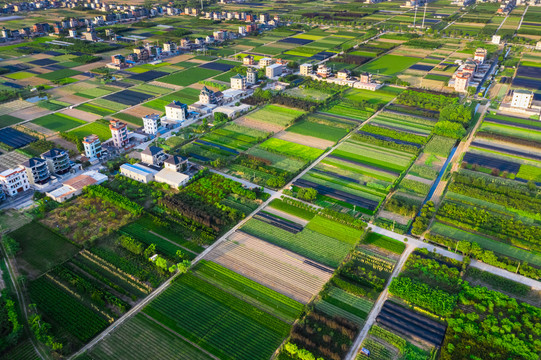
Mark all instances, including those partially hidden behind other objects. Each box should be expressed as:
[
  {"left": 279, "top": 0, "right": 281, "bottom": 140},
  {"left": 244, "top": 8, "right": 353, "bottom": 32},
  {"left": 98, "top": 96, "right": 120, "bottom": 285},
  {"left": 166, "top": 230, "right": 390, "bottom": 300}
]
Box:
[
  {"left": 37, "top": 68, "right": 82, "bottom": 81},
  {"left": 305, "top": 215, "right": 365, "bottom": 245},
  {"left": 76, "top": 103, "right": 116, "bottom": 117},
  {"left": 87, "top": 313, "right": 209, "bottom": 360},
  {"left": 74, "top": 87, "right": 113, "bottom": 99},
  {"left": 358, "top": 55, "right": 420, "bottom": 75},
  {"left": 268, "top": 198, "right": 317, "bottom": 220},
  {"left": 143, "top": 87, "right": 200, "bottom": 111},
  {"left": 0, "top": 114, "right": 22, "bottom": 127},
  {"left": 143, "top": 273, "right": 289, "bottom": 360},
  {"left": 195, "top": 261, "right": 304, "bottom": 323},
  {"left": 91, "top": 99, "right": 129, "bottom": 111},
  {"left": 259, "top": 138, "right": 324, "bottom": 162},
  {"left": 246, "top": 104, "right": 305, "bottom": 127},
  {"left": 430, "top": 222, "right": 541, "bottom": 266},
  {"left": 333, "top": 140, "right": 413, "bottom": 173},
  {"left": 364, "top": 232, "right": 405, "bottom": 254},
  {"left": 112, "top": 112, "right": 144, "bottom": 126},
  {"left": 31, "top": 113, "right": 86, "bottom": 132},
  {"left": 241, "top": 218, "right": 354, "bottom": 267},
  {"left": 517, "top": 164, "right": 541, "bottom": 181},
  {"left": 69, "top": 121, "right": 112, "bottom": 141},
  {"left": 286, "top": 119, "right": 349, "bottom": 142},
  {"left": 245, "top": 148, "right": 306, "bottom": 172},
  {"left": 9, "top": 222, "right": 79, "bottom": 276},
  {"left": 159, "top": 67, "right": 221, "bottom": 86},
  {"left": 4, "top": 71, "right": 35, "bottom": 79},
  {"left": 284, "top": 87, "right": 332, "bottom": 101}
]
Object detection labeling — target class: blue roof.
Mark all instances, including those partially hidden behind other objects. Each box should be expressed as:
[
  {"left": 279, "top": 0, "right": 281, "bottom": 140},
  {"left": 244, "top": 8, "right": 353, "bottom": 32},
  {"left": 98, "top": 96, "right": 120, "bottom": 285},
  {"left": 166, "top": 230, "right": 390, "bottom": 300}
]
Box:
[{"left": 121, "top": 163, "right": 157, "bottom": 176}]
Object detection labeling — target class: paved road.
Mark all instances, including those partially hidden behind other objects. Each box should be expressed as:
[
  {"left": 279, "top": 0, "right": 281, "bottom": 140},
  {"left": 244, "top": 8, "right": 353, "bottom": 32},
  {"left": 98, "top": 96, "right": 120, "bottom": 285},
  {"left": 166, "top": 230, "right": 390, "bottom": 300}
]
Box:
[
  {"left": 69, "top": 188, "right": 281, "bottom": 359},
  {"left": 516, "top": 5, "right": 529, "bottom": 31},
  {"left": 209, "top": 169, "right": 277, "bottom": 195},
  {"left": 345, "top": 245, "right": 414, "bottom": 360}
]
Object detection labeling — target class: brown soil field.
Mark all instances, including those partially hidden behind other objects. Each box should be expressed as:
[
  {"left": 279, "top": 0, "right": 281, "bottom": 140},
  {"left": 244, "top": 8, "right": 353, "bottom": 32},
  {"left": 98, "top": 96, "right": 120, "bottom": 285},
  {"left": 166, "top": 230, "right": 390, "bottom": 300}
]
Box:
[
  {"left": 234, "top": 117, "right": 284, "bottom": 134},
  {"left": 274, "top": 131, "right": 333, "bottom": 149},
  {"left": 206, "top": 231, "right": 332, "bottom": 303},
  {"left": 60, "top": 108, "right": 99, "bottom": 122},
  {"left": 11, "top": 106, "right": 50, "bottom": 120},
  {"left": 56, "top": 94, "right": 91, "bottom": 105},
  {"left": 121, "top": 105, "right": 155, "bottom": 118}
]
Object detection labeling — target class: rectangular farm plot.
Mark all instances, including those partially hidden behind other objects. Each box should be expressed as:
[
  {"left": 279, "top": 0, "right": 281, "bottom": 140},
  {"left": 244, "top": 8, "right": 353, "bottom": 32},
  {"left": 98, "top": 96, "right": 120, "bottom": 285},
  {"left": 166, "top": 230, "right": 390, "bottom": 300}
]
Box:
[
  {"left": 357, "top": 55, "right": 420, "bottom": 76},
  {"left": 0, "top": 114, "right": 22, "bottom": 127},
  {"left": 0, "top": 127, "right": 36, "bottom": 149},
  {"left": 37, "top": 68, "right": 82, "bottom": 81},
  {"left": 245, "top": 104, "right": 306, "bottom": 127},
  {"left": 159, "top": 67, "right": 221, "bottom": 86},
  {"left": 102, "top": 90, "right": 154, "bottom": 106},
  {"left": 143, "top": 272, "right": 290, "bottom": 360},
  {"left": 31, "top": 113, "right": 86, "bottom": 132},
  {"left": 199, "top": 123, "right": 270, "bottom": 152},
  {"left": 241, "top": 217, "right": 354, "bottom": 268},
  {"left": 286, "top": 118, "right": 350, "bottom": 142},
  {"left": 9, "top": 221, "right": 79, "bottom": 277},
  {"left": 194, "top": 260, "right": 304, "bottom": 323},
  {"left": 206, "top": 232, "right": 333, "bottom": 303},
  {"left": 258, "top": 138, "right": 324, "bottom": 162},
  {"left": 370, "top": 111, "right": 435, "bottom": 136},
  {"left": 69, "top": 120, "right": 112, "bottom": 141},
  {"left": 87, "top": 313, "right": 210, "bottom": 360}
]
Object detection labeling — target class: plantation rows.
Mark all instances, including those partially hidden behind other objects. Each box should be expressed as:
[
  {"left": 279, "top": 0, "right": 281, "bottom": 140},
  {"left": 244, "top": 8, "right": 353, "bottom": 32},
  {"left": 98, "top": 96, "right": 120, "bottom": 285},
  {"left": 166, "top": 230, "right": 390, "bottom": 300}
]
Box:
[
  {"left": 143, "top": 274, "right": 288, "bottom": 360},
  {"left": 29, "top": 277, "right": 109, "bottom": 342},
  {"left": 194, "top": 260, "right": 304, "bottom": 323},
  {"left": 241, "top": 218, "right": 353, "bottom": 267},
  {"left": 208, "top": 233, "right": 331, "bottom": 303}
]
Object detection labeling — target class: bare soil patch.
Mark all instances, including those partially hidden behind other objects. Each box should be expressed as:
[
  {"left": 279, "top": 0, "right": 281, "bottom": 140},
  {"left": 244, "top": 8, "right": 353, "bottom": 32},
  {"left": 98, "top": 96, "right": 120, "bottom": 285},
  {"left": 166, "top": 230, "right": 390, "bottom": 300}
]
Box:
[
  {"left": 234, "top": 116, "right": 284, "bottom": 134},
  {"left": 60, "top": 108, "right": 100, "bottom": 122},
  {"left": 274, "top": 131, "right": 333, "bottom": 150}
]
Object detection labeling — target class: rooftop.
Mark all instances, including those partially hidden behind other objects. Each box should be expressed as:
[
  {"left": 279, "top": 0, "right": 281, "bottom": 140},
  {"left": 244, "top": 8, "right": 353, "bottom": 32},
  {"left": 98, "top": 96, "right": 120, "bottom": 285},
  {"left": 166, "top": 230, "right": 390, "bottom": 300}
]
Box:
[{"left": 141, "top": 146, "right": 164, "bottom": 156}]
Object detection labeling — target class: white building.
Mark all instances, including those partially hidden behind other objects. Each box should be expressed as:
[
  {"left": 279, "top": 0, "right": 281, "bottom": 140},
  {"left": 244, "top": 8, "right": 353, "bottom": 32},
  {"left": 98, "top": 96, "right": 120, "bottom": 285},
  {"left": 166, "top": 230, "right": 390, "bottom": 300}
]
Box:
[
  {"left": 46, "top": 171, "right": 107, "bottom": 203},
  {"left": 492, "top": 35, "right": 501, "bottom": 45},
  {"left": 536, "top": 41, "right": 541, "bottom": 51},
  {"left": 109, "top": 120, "right": 129, "bottom": 148},
  {"left": 299, "top": 63, "right": 313, "bottom": 76},
  {"left": 454, "top": 72, "right": 471, "bottom": 92},
  {"left": 266, "top": 63, "right": 282, "bottom": 78},
  {"left": 141, "top": 146, "right": 168, "bottom": 166},
  {"left": 317, "top": 64, "right": 331, "bottom": 78},
  {"left": 474, "top": 48, "right": 487, "bottom": 64},
  {"left": 120, "top": 163, "right": 158, "bottom": 184},
  {"left": 82, "top": 134, "right": 102, "bottom": 160},
  {"left": 154, "top": 169, "right": 190, "bottom": 189},
  {"left": 0, "top": 166, "right": 30, "bottom": 196},
  {"left": 163, "top": 41, "right": 177, "bottom": 53},
  {"left": 164, "top": 155, "right": 188, "bottom": 172},
  {"left": 511, "top": 89, "right": 533, "bottom": 109},
  {"left": 238, "top": 26, "right": 246, "bottom": 35},
  {"left": 142, "top": 114, "right": 162, "bottom": 135},
  {"left": 246, "top": 67, "right": 257, "bottom": 85},
  {"left": 165, "top": 101, "right": 188, "bottom": 121},
  {"left": 259, "top": 57, "right": 273, "bottom": 67},
  {"left": 230, "top": 73, "right": 247, "bottom": 90}
]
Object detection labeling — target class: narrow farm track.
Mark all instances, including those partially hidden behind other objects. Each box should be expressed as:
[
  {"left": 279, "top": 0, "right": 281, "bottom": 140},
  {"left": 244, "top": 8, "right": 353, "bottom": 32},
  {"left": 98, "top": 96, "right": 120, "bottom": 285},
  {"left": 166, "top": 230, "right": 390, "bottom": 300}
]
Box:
[
  {"left": 345, "top": 245, "right": 414, "bottom": 360},
  {"left": 70, "top": 189, "right": 280, "bottom": 359}
]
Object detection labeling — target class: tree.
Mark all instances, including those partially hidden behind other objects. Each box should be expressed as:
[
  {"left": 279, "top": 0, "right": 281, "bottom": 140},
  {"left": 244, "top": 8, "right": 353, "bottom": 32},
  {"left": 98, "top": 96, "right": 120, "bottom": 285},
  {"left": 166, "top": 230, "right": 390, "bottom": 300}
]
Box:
[
  {"left": 433, "top": 121, "right": 467, "bottom": 139},
  {"left": 2, "top": 236, "right": 19, "bottom": 256},
  {"left": 213, "top": 112, "right": 229, "bottom": 124},
  {"left": 439, "top": 104, "right": 473, "bottom": 125},
  {"left": 298, "top": 188, "right": 318, "bottom": 202}
]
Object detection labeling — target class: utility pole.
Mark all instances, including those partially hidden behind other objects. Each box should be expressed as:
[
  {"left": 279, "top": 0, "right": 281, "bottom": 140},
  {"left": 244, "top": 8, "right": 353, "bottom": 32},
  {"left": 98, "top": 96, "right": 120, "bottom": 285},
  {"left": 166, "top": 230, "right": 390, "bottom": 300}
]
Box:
[
  {"left": 413, "top": 4, "right": 418, "bottom": 28},
  {"left": 422, "top": 2, "right": 427, "bottom": 29}
]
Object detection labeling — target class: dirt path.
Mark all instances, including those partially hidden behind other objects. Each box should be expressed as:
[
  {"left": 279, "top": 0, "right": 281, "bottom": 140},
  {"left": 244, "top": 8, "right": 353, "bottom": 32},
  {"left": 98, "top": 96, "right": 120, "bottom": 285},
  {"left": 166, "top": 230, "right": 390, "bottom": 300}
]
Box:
[
  {"left": 140, "top": 312, "right": 221, "bottom": 360},
  {"left": 148, "top": 231, "right": 199, "bottom": 255},
  {"left": 345, "top": 245, "right": 414, "bottom": 360}
]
